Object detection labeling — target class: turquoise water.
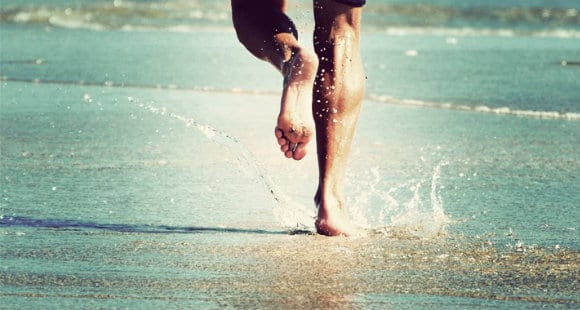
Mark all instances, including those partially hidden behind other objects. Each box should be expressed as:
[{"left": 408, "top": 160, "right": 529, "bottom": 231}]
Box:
[
  {"left": 1, "top": 0, "right": 579, "bottom": 308},
  {"left": 2, "top": 0, "right": 579, "bottom": 115}
]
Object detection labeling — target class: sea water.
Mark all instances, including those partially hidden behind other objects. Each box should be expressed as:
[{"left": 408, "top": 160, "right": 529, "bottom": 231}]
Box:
[{"left": 1, "top": 0, "right": 579, "bottom": 308}]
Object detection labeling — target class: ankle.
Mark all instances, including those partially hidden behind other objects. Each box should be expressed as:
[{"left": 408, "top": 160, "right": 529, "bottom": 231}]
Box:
[
  {"left": 282, "top": 48, "right": 318, "bottom": 78},
  {"left": 314, "top": 187, "right": 344, "bottom": 211}
]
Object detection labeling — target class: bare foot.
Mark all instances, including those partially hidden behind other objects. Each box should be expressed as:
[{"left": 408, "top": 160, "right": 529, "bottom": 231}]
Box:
[
  {"left": 275, "top": 48, "right": 318, "bottom": 160},
  {"left": 314, "top": 189, "right": 358, "bottom": 237}
]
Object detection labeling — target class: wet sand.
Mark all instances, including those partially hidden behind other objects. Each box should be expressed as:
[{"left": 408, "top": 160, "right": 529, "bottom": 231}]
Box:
[{"left": 1, "top": 222, "right": 578, "bottom": 308}]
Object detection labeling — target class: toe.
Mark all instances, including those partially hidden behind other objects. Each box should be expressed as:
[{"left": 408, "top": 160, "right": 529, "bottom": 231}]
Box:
[
  {"left": 293, "top": 144, "right": 307, "bottom": 160},
  {"left": 274, "top": 128, "right": 283, "bottom": 139},
  {"left": 277, "top": 138, "right": 287, "bottom": 146},
  {"left": 281, "top": 144, "right": 289, "bottom": 153}
]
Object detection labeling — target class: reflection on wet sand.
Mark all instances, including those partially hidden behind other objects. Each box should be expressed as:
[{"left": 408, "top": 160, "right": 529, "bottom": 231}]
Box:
[
  {"left": 1, "top": 227, "right": 578, "bottom": 308},
  {"left": 204, "top": 232, "right": 579, "bottom": 308}
]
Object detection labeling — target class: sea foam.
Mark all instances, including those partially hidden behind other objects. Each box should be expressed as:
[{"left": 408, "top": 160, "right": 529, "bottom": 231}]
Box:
[{"left": 368, "top": 94, "right": 580, "bottom": 121}]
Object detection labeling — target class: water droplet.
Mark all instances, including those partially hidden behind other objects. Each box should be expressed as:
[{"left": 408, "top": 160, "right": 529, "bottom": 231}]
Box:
[
  {"left": 445, "top": 37, "right": 457, "bottom": 45},
  {"left": 405, "top": 50, "right": 418, "bottom": 57},
  {"left": 83, "top": 93, "right": 92, "bottom": 102}
]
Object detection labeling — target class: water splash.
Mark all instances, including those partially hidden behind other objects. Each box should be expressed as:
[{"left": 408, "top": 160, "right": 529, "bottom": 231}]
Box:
[
  {"left": 127, "top": 97, "right": 315, "bottom": 231},
  {"left": 350, "top": 161, "right": 450, "bottom": 239},
  {"left": 97, "top": 96, "right": 449, "bottom": 236},
  {"left": 390, "top": 161, "right": 449, "bottom": 238}
]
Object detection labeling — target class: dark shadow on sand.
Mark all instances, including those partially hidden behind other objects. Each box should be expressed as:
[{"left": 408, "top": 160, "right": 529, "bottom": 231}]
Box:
[{"left": 0, "top": 216, "right": 314, "bottom": 235}]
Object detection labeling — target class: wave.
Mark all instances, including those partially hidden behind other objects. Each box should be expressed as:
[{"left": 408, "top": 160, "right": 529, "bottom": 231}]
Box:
[
  {"left": 368, "top": 94, "right": 580, "bottom": 121},
  {"left": 363, "top": 4, "right": 580, "bottom": 28},
  {"left": 2, "top": 1, "right": 580, "bottom": 38},
  {"left": 376, "top": 26, "right": 580, "bottom": 38},
  {"left": 2, "top": 76, "right": 578, "bottom": 121},
  {"left": 0, "top": 1, "right": 231, "bottom": 31}
]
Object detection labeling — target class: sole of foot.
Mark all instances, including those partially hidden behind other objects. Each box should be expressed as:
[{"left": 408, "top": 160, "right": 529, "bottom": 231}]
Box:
[{"left": 275, "top": 48, "right": 318, "bottom": 160}]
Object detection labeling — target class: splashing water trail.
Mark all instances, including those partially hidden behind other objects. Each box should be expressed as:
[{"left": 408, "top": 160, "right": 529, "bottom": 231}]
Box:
[
  {"left": 123, "top": 97, "right": 450, "bottom": 236},
  {"left": 127, "top": 97, "right": 316, "bottom": 231}
]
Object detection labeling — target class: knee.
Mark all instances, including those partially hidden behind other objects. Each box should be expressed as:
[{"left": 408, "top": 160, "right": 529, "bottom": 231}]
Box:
[
  {"left": 231, "top": 5, "right": 299, "bottom": 61},
  {"left": 313, "top": 4, "right": 361, "bottom": 48},
  {"left": 231, "top": 0, "right": 298, "bottom": 41}
]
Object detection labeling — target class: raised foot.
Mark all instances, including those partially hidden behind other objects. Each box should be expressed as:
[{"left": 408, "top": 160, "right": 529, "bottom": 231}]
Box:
[{"left": 275, "top": 48, "right": 318, "bottom": 160}]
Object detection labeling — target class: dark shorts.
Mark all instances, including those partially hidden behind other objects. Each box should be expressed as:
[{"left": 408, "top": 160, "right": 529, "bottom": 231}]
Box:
[{"left": 334, "top": 0, "right": 366, "bottom": 7}]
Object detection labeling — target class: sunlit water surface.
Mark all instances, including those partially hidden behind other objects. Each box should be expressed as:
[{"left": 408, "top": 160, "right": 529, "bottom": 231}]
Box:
[{"left": 1, "top": 0, "right": 579, "bottom": 308}]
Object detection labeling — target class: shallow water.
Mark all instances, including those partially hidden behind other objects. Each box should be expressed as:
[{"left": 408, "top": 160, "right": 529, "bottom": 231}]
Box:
[
  {"left": 1, "top": 0, "right": 580, "bottom": 308},
  {"left": 1, "top": 225, "right": 578, "bottom": 308},
  {"left": 1, "top": 81, "right": 578, "bottom": 307}
]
